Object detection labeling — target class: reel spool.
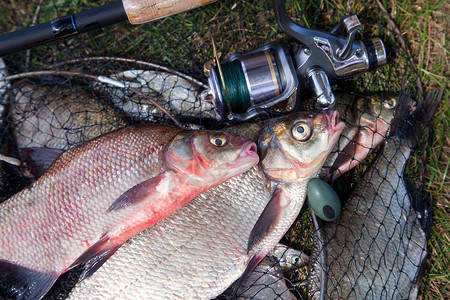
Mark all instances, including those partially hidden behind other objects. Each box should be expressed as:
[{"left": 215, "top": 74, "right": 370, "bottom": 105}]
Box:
[{"left": 204, "top": 42, "right": 298, "bottom": 121}]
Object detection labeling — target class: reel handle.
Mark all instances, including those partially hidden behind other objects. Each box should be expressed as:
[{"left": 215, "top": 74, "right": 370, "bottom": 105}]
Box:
[{"left": 123, "top": 0, "right": 218, "bottom": 24}]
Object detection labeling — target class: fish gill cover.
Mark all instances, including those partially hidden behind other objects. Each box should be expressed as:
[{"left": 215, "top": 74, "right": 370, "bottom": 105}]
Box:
[{"left": 0, "top": 0, "right": 446, "bottom": 299}]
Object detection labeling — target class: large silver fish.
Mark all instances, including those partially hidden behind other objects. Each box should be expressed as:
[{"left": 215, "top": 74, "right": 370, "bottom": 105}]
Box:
[
  {"left": 68, "top": 110, "right": 344, "bottom": 299},
  {"left": 0, "top": 124, "right": 258, "bottom": 300},
  {"left": 307, "top": 91, "right": 442, "bottom": 299}
]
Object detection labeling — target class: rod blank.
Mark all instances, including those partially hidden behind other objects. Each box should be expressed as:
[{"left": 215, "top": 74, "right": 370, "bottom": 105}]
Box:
[
  {"left": 0, "top": 1, "right": 126, "bottom": 57},
  {"left": 0, "top": 0, "right": 219, "bottom": 56}
]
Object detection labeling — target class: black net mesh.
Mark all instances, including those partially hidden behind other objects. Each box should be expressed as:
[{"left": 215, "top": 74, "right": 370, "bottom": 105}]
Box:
[{"left": 0, "top": 0, "right": 437, "bottom": 299}]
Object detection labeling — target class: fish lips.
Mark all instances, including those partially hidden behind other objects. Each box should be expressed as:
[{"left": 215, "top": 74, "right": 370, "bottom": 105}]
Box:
[
  {"left": 225, "top": 141, "right": 259, "bottom": 176},
  {"left": 259, "top": 110, "right": 345, "bottom": 181},
  {"left": 325, "top": 110, "right": 346, "bottom": 147}
]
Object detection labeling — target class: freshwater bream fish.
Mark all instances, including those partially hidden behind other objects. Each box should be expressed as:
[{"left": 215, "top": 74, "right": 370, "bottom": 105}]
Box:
[
  {"left": 307, "top": 91, "right": 442, "bottom": 299},
  {"left": 68, "top": 110, "right": 344, "bottom": 299},
  {"left": 0, "top": 124, "right": 258, "bottom": 300}
]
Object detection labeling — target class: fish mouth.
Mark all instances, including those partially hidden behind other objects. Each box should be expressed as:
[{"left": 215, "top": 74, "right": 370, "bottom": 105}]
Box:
[
  {"left": 232, "top": 141, "right": 259, "bottom": 170},
  {"left": 240, "top": 141, "right": 258, "bottom": 158},
  {"left": 240, "top": 141, "right": 259, "bottom": 162},
  {"left": 325, "top": 110, "right": 345, "bottom": 143}
]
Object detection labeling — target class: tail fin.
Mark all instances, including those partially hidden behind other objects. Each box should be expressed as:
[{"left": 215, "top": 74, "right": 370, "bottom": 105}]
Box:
[{"left": 393, "top": 88, "right": 444, "bottom": 147}]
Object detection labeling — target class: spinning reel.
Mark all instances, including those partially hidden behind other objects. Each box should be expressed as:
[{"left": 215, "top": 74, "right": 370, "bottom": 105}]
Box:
[{"left": 202, "top": 0, "right": 387, "bottom": 121}]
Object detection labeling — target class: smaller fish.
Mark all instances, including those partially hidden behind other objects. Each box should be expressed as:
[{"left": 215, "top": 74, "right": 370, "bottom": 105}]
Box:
[
  {"left": 9, "top": 82, "right": 129, "bottom": 178},
  {"left": 232, "top": 244, "right": 308, "bottom": 299},
  {"left": 315, "top": 92, "right": 397, "bottom": 181},
  {"left": 98, "top": 69, "right": 221, "bottom": 121},
  {"left": 235, "top": 255, "right": 299, "bottom": 300},
  {"left": 271, "top": 244, "right": 310, "bottom": 271}
]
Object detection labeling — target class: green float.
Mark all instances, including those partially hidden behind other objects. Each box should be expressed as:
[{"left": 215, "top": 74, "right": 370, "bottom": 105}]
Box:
[{"left": 307, "top": 178, "right": 341, "bottom": 221}]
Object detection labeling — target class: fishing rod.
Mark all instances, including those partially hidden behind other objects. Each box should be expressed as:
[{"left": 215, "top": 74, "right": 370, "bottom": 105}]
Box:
[
  {"left": 201, "top": 0, "right": 387, "bottom": 121},
  {"left": 0, "top": 0, "right": 218, "bottom": 57}
]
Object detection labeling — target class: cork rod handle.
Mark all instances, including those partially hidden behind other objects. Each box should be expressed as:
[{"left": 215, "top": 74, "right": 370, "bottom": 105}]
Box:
[{"left": 122, "top": 0, "right": 218, "bottom": 24}]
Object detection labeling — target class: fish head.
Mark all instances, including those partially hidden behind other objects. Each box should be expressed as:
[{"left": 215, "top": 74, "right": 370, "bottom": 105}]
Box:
[
  {"left": 259, "top": 110, "right": 345, "bottom": 181},
  {"left": 165, "top": 130, "right": 259, "bottom": 181},
  {"left": 357, "top": 95, "right": 397, "bottom": 136}
]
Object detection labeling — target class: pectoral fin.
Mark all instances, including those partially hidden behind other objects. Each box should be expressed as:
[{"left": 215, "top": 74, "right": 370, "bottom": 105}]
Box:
[
  {"left": 0, "top": 259, "right": 59, "bottom": 300},
  {"left": 78, "top": 244, "right": 122, "bottom": 281},
  {"left": 247, "top": 187, "right": 290, "bottom": 253},
  {"left": 107, "top": 172, "right": 170, "bottom": 211}
]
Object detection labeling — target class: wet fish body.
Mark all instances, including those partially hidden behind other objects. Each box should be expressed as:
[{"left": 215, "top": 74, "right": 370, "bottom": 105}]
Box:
[
  {"left": 10, "top": 83, "right": 128, "bottom": 150},
  {"left": 68, "top": 110, "right": 344, "bottom": 299},
  {"left": 308, "top": 92, "right": 441, "bottom": 299},
  {"left": 70, "top": 167, "right": 271, "bottom": 299},
  {"left": 99, "top": 69, "right": 220, "bottom": 121},
  {"left": 0, "top": 124, "right": 258, "bottom": 300}
]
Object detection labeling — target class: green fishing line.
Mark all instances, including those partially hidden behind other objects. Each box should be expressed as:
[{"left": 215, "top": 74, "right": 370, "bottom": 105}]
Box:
[{"left": 215, "top": 60, "right": 250, "bottom": 113}]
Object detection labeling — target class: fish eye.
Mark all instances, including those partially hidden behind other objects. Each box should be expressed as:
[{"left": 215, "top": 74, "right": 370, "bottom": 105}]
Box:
[
  {"left": 210, "top": 136, "right": 227, "bottom": 147},
  {"left": 383, "top": 97, "right": 397, "bottom": 109},
  {"left": 292, "top": 122, "right": 312, "bottom": 141}
]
